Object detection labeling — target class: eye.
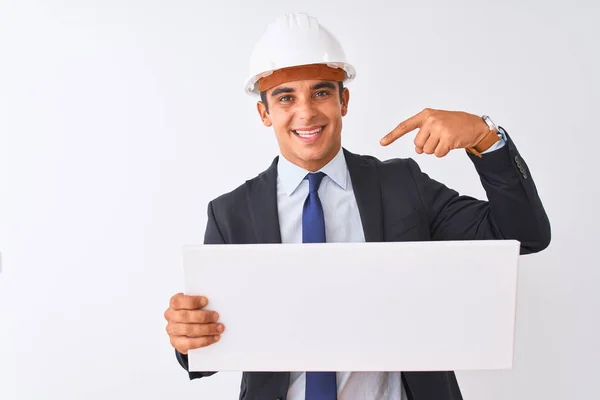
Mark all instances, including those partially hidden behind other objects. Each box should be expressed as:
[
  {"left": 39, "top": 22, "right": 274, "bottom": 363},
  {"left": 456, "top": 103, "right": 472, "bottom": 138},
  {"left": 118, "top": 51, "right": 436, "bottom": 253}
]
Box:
[
  {"left": 314, "top": 90, "right": 330, "bottom": 97},
  {"left": 278, "top": 95, "right": 293, "bottom": 102}
]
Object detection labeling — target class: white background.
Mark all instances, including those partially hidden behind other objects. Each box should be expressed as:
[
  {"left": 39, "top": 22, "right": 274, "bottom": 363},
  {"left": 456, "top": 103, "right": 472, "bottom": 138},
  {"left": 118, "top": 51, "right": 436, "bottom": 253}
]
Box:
[{"left": 0, "top": 0, "right": 598, "bottom": 399}]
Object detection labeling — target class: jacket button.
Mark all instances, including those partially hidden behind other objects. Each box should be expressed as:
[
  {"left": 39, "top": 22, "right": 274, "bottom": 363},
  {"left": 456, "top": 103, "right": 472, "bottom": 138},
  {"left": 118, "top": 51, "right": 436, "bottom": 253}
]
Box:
[
  {"left": 514, "top": 156, "right": 527, "bottom": 178},
  {"left": 515, "top": 155, "right": 522, "bottom": 166}
]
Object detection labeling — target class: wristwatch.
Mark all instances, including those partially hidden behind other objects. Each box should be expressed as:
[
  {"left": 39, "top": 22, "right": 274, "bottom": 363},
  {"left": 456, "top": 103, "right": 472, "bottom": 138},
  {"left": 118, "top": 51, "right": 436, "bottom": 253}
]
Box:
[{"left": 466, "top": 115, "right": 502, "bottom": 158}]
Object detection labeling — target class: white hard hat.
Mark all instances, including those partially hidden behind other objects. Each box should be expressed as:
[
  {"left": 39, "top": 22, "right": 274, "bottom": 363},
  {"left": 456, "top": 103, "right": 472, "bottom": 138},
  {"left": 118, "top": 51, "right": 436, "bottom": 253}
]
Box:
[{"left": 244, "top": 12, "right": 356, "bottom": 96}]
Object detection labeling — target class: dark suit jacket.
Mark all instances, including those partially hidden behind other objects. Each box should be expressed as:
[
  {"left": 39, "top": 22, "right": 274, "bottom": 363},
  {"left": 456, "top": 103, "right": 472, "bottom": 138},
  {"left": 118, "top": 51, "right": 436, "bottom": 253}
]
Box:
[{"left": 175, "top": 131, "right": 551, "bottom": 400}]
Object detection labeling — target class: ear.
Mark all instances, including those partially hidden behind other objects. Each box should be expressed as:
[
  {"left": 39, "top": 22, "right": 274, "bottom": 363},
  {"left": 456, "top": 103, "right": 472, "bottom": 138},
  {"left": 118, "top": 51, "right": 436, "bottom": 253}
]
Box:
[
  {"left": 257, "top": 101, "right": 272, "bottom": 127},
  {"left": 341, "top": 87, "right": 350, "bottom": 116}
]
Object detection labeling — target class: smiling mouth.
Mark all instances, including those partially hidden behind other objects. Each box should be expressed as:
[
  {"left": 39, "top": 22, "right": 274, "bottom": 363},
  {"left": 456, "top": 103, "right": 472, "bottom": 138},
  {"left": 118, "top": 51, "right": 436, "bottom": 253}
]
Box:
[{"left": 292, "top": 125, "right": 325, "bottom": 139}]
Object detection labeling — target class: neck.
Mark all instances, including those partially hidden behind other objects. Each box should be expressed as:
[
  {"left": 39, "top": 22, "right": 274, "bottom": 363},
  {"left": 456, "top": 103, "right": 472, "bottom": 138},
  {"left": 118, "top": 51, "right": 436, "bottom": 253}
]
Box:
[{"left": 283, "top": 147, "right": 341, "bottom": 172}]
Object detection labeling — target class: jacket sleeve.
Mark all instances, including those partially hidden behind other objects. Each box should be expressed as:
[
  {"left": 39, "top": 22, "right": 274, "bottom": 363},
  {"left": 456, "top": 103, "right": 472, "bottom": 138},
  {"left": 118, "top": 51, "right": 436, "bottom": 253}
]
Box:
[
  {"left": 408, "top": 129, "right": 551, "bottom": 254},
  {"left": 174, "top": 200, "right": 225, "bottom": 379}
]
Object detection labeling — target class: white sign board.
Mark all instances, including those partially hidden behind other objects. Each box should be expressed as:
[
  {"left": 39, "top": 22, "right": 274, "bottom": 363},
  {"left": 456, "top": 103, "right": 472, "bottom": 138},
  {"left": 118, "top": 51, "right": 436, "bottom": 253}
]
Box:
[{"left": 183, "top": 240, "right": 520, "bottom": 372}]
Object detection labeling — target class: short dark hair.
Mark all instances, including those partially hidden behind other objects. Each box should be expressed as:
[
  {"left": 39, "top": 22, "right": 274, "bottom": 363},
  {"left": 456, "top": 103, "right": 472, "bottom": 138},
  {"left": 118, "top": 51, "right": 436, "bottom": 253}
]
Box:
[{"left": 260, "top": 81, "right": 344, "bottom": 113}]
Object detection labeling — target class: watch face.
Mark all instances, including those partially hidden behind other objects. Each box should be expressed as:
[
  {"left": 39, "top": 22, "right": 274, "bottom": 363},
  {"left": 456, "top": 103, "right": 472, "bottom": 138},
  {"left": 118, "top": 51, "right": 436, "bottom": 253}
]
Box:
[{"left": 483, "top": 115, "right": 496, "bottom": 130}]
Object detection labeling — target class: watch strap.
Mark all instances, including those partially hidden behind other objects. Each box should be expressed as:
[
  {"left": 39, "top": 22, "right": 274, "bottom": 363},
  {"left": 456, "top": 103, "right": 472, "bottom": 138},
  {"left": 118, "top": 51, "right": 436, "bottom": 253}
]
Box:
[{"left": 466, "top": 128, "right": 501, "bottom": 158}]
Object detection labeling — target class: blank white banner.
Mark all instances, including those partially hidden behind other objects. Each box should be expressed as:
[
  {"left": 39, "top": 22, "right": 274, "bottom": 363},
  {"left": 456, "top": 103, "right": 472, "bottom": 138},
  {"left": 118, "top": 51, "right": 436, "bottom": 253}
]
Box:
[{"left": 183, "top": 240, "right": 520, "bottom": 372}]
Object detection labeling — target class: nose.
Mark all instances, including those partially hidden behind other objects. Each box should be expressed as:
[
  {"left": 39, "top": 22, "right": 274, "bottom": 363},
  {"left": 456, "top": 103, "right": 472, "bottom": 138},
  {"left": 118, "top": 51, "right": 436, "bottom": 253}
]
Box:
[{"left": 295, "top": 96, "right": 318, "bottom": 122}]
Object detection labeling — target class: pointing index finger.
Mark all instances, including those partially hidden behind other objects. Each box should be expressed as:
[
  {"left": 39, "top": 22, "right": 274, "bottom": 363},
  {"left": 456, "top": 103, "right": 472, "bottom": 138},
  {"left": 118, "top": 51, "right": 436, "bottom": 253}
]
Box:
[{"left": 380, "top": 108, "right": 430, "bottom": 146}]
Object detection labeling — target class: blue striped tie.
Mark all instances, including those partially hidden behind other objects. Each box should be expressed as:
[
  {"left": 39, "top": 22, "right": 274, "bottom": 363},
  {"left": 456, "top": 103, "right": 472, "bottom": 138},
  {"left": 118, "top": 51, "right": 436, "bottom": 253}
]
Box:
[{"left": 302, "top": 172, "right": 337, "bottom": 400}]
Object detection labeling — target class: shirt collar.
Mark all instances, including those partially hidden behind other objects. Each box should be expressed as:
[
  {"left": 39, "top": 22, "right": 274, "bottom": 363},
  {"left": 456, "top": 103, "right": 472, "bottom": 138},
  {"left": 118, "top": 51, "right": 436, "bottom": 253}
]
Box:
[{"left": 277, "top": 147, "right": 348, "bottom": 196}]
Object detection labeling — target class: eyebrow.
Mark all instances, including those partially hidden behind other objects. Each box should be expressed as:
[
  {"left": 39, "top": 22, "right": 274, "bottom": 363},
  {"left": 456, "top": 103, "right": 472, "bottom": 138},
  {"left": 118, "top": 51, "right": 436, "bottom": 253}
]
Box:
[
  {"left": 270, "top": 81, "right": 337, "bottom": 97},
  {"left": 311, "top": 82, "right": 337, "bottom": 91},
  {"left": 271, "top": 87, "right": 294, "bottom": 97}
]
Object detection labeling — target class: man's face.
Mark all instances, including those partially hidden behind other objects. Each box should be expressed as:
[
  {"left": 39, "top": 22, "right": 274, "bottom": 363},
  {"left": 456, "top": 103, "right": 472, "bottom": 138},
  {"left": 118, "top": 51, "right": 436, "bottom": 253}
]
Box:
[{"left": 257, "top": 79, "right": 350, "bottom": 172}]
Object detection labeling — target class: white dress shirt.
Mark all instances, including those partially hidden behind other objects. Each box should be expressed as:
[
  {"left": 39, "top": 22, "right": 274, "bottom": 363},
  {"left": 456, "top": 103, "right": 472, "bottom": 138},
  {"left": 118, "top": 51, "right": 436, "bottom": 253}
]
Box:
[{"left": 276, "top": 147, "right": 407, "bottom": 400}]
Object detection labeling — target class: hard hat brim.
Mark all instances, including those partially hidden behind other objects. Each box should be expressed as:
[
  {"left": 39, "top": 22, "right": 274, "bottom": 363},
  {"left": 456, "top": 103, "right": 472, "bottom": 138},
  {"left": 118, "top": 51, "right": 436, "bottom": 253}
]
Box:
[{"left": 245, "top": 62, "right": 356, "bottom": 96}]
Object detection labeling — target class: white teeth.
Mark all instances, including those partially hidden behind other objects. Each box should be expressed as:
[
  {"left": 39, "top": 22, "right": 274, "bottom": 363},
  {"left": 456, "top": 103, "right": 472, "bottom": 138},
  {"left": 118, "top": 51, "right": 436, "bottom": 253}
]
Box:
[{"left": 294, "top": 127, "right": 322, "bottom": 136}]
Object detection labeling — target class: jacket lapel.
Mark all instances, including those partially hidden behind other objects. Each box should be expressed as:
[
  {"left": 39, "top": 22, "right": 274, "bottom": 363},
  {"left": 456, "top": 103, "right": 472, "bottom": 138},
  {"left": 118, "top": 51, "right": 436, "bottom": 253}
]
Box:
[
  {"left": 343, "top": 148, "right": 384, "bottom": 242},
  {"left": 246, "top": 156, "right": 283, "bottom": 244}
]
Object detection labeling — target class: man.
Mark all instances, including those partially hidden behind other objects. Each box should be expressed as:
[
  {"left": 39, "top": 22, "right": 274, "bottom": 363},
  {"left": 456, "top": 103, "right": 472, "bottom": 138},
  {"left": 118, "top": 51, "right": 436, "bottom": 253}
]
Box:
[{"left": 163, "top": 12, "right": 551, "bottom": 400}]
